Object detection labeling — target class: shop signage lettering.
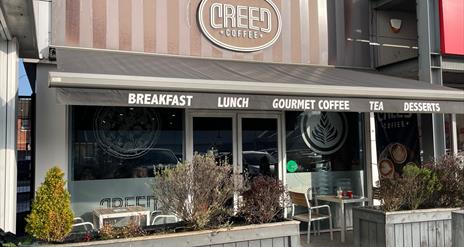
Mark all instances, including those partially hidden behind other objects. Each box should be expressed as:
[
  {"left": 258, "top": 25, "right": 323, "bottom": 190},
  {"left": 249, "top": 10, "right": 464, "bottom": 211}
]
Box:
[
  {"left": 100, "top": 195, "right": 157, "bottom": 209},
  {"left": 272, "top": 98, "right": 350, "bottom": 111},
  {"left": 128, "top": 93, "right": 193, "bottom": 107},
  {"left": 218, "top": 96, "right": 250, "bottom": 108},
  {"left": 369, "top": 101, "right": 384, "bottom": 111},
  {"left": 403, "top": 102, "right": 440, "bottom": 112},
  {"left": 198, "top": 0, "right": 282, "bottom": 52},
  {"left": 95, "top": 91, "right": 461, "bottom": 113}
]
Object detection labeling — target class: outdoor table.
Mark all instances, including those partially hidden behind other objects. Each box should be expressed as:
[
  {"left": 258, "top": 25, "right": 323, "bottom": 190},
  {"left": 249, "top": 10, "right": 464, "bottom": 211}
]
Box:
[
  {"left": 315, "top": 195, "right": 369, "bottom": 243},
  {"left": 93, "top": 206, "right": 151, "bottom": 229}
]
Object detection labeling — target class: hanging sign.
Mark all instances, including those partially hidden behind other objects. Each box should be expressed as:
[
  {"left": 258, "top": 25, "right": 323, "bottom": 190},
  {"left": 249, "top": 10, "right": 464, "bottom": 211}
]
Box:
[{"left": 198, "top": 0, "right": 282, "bottom": 52}]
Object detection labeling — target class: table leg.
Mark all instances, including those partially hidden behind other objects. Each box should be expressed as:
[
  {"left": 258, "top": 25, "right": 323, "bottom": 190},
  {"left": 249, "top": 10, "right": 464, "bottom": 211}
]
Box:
[
  {"left": 146, "top": 212, "right": 151, "bottom": 226},
  {"left": 341, "top": 203, "right": 345, "bottom": 243},
  {"left": 99, "top": 216, "right": 104, "bottom": 229}
]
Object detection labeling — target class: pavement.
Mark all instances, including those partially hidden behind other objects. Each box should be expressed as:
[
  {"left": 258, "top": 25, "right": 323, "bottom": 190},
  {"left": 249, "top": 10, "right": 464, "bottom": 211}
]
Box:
[{"left": 300, "top": 231, "right": 353, "bottom": 247}]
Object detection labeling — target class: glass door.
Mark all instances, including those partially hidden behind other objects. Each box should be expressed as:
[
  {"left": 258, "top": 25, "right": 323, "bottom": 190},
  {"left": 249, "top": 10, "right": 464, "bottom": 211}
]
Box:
[
  {"left": 187, "top": 112, "right": 237, "bottom": 171},
  {"left": 187, "top": 112, "right": 282, "bottom": 180},
  {"left": 238, "top": 114, "right": 282, "bottom": 181}
]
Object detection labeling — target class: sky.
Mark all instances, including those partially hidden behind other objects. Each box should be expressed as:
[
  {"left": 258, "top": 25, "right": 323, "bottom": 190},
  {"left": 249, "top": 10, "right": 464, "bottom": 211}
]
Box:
[{"left": 18, "top": 59, "right": 32, "bottom": 96}]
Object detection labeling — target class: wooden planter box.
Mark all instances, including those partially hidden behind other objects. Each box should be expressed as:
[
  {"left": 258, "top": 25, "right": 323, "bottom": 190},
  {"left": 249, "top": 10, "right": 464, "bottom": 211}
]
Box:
[
  {"left": 452, "top": 210, "right": 464, "bottom": 247},
  {"left": 46, "top": 220, "right": 301, "bottom": 247},
  {"left": 353, "top": 207, "right": 459, "bottom": 247}
]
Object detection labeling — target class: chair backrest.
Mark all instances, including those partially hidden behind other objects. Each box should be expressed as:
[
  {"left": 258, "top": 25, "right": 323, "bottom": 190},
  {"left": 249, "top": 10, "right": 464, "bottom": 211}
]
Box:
[
  {"left": 289, "top": 191, "right": 307, "bottom": 207},
  {"left": 289, "top": 188, "right": 313, "bottom": 208},
  {"left": 305, "top": 187, "right": 313, "bottom": 208}
]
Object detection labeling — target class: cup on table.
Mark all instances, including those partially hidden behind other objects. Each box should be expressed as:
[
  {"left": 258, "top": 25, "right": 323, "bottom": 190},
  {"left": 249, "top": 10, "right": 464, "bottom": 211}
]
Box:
[{"left": 347, "top": 191, "right": 353, "bottom": 198}]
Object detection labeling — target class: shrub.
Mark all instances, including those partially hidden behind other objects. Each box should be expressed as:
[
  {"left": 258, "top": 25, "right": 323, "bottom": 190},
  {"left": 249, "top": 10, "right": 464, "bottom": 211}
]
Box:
[
  {"left": 379, "top": 164, "right": 442, "bottom": 211},
  {"left": 425, "top": 154, "right": 464, "bottom": 208},
  {"left": 153, "top": 154, "right": 239, "bottom": 230},
  {"left": 99, "top": 220, "right": 145, "bottom": 240},
  {"left": 378, "top": 178, "right": 405, "bottom": 212},
  {"left": 240, "top": 176, "right": 290, "bottom": 224},
  {"left": 26, "top": 167, "right": 74, "bottom": 242},
  {"left": 401, "top": 164, "right": 441, "bottom": 210}
]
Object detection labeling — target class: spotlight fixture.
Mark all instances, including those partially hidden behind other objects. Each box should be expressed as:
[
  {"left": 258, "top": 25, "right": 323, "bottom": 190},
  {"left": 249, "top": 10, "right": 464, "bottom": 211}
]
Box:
[{"left": 390, "top": 18, "right": 402, "bottom": 33}]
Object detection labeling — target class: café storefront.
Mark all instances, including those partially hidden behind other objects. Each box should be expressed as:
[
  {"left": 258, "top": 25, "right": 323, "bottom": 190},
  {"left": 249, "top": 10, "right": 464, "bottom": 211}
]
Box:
[
  {"left": 44, "top": 47, "right": 464, "bottom": 221},
  {"left": 38, "top": 0, "right": 464, "bottom": 225}
]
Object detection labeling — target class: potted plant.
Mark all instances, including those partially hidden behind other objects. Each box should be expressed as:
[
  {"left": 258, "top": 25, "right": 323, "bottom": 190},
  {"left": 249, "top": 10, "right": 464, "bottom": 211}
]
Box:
[
  {"left": 26, "top": 167, "right": 74, "bottom": 244},
  {"left": 353, "top": 154, "right": 464, "bottom": 247},
  {"left": 43, "top": 154, "right": 300, "bottom": 246}
]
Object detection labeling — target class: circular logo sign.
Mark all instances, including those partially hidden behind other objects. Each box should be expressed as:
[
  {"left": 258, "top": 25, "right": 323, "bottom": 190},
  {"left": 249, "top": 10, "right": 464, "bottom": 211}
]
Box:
[
  {"left": 287, "top": 160, "right": 298, "bottom": 173},
  {"left": 198, "top": 0, "right": 282, "bottom": 52},
  {"left": 94, "top": 107, "right": 160, "bottom": 159},
  {"left": 299, "top": 112, "right": 348, "bottom": 155}
]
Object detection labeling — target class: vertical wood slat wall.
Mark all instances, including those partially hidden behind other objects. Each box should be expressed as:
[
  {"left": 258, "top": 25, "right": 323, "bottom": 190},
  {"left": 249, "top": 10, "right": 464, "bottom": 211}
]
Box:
[
  {"left": 353, "top": 208, "right": 456, "bottom": 247},
  {"left": 53, "top": 0, "right": 329, "bottom": 66}
]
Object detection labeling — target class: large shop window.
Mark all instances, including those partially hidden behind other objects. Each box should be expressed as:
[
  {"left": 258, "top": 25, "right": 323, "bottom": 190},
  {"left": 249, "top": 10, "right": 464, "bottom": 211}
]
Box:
[
  {"left": 70, "top": 106, "right": 183, "bottom": 217},
  {"left": 375, "top": 113, "right": 421, "bottom": 178},
  {"left": 72, "top": 106, "right": 184, "bottom": 180},
  {"left": 285, "top": 112, "right": 365, "bottom": 196}
]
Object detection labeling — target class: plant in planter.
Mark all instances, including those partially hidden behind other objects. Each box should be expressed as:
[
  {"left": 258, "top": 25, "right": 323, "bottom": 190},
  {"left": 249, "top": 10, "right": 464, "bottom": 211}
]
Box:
[
  {"left": 43, "top": 155, "right": 301, "bottom": 246},
  {"left": 153, "top": 153, "right": 239, "bottom": 230},
  {"left": 25, "top": 167, "right": 74, "bottom": 243},
  {"left": 353, "top": 154, "right": 464, "bottom": 247},
  {"left": 240, "top": 176, "right": 291, "bottom": 224}
]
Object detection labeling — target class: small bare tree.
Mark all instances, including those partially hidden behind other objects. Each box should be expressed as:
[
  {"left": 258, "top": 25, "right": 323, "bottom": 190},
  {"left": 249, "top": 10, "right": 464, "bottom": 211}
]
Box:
[
  {"left": 153, "top": 154, "right": 239, "bottom": 230},
  {"left": 240, "top": 176, "right": 291, "bottom": 224}
]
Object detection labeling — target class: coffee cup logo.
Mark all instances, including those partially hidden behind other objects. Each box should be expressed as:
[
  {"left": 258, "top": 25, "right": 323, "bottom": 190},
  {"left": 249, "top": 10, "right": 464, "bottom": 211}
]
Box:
[
  {"left": 198, "top": 0, "right": 282, "bottom": 52},
  {"left": 300, "top": 112, "right": 348, "bottom": 155}
]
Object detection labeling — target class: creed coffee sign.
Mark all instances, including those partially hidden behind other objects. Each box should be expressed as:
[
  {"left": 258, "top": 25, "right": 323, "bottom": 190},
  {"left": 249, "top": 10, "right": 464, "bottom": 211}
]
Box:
[{"left": 198, "top": 0, "right": 282, "bottom": 52}]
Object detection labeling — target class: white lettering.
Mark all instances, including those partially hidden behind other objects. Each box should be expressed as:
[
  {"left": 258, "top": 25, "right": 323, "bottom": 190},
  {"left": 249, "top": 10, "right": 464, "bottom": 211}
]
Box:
[
  {"left": 128, "top": 93, "right": 136, "bottom": 104},
  {"left": 369, "top": 101, "right": 384, "bottom": 111},
  {"left": 260, "top": 8, "right": 272, "bottom": 33},
  {"left": 272, "top": 98, "right": 316, "bottom": 110},
  {"left": 128, "top": 94, "right": 194, "bottom": 107},
  {"left": 318, "top": 100, "right": 350, "bottom": 111},
  {"left": 218, "top": 97, "right": 250, "bottom": 108},
  {"left": 210, "top": 3, "right": 223, "bottom": 28},
  {"left": 223, "top": 4, "right": 236, "bottom": 28},
  {"left": 404, "top": 102, "right": 441, "bottom": 112},
  {"left": 209, "top": 3, "right": 273, "bottom": 33},
  {"left": 236, "top": 5, "right": 248, "bottom": 28},
  {"left": 248, "top": 7, "right": 260, "bottom": 31}
]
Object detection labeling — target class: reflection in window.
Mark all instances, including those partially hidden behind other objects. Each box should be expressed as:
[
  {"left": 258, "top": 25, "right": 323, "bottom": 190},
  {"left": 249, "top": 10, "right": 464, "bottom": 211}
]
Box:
[
  {"left": 241, "top": 118, "right": 279, "bottom": 178},
  {"left": 285, "top": 112, "right": 365, "bottom": 196},
  {"left": 457, "top": 114, "right": 464, "bottom": 153},
  {"left": 193, "top": 117, "right": 233, "bottom": 164},
  {"left": 71, "top": 106, "right": 184, "bottom": 180},
  {"left": 286, "top": 112, "right": 364, "bottom": 172}
]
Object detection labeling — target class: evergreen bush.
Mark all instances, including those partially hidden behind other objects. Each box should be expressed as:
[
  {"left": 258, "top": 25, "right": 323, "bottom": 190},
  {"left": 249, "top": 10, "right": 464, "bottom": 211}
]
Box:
[{"left": 26, "top": 167, "right": 74, "bottom": 242}]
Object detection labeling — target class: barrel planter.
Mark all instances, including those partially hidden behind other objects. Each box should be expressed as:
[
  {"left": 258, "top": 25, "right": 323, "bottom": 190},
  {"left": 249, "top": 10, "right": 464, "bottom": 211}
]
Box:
[
  {"left": 452, "top": 210, "right": 464, "bottom": 247},
  {"left": 353, "top": 207, "right": 459, "bottom": 247},
  {"left": 46, "top": 220, "right": 301, "bottom": 247}
]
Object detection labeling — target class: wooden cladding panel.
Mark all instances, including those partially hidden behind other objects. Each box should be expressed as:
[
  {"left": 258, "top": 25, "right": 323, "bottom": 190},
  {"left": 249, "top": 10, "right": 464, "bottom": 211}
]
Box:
[
  {"left": 53, "top": 0, "right": 329, "bottom": 65},
  {"left": 353, "top": 208, "right": 455, "bottom": 247}
]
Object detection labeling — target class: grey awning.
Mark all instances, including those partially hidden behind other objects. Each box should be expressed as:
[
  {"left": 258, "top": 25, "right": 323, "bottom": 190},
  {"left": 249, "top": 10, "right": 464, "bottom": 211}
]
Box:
[{"left": 49, "top": 47, "right": 464, "bottom": 113}]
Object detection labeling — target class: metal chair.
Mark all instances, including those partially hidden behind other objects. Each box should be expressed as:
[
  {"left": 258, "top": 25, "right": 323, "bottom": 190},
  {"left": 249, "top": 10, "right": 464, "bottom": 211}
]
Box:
[
  {"left": 289, "top": 188, "right": 333, "bottom": 244},
  {"left": 72, "top": 217, "right": 95, "bottom": 232},
  {"left": 151, "top": 210, "right": 179, "bottom": 225}
]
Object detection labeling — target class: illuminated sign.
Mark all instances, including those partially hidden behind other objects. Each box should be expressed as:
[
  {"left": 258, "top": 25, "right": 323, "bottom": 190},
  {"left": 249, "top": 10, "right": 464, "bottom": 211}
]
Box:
[{"left": 198, "top": 0, "right": 282, "bottom": 52}]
